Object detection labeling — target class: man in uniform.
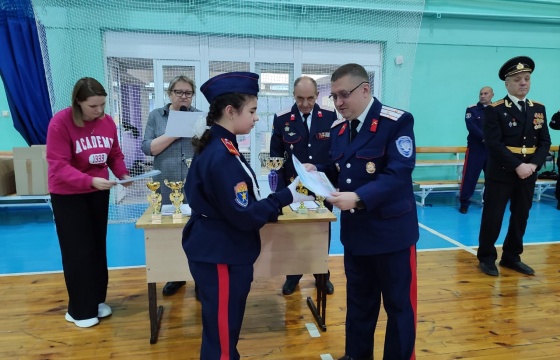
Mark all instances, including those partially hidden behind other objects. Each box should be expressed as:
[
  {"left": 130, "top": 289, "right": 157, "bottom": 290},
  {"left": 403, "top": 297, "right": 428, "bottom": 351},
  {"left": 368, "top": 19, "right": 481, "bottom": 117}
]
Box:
[
  {"left": 477, "top": 56, "right": 551, "bottom": 277},
  {"left": 548, "top": 110, "right": 560, "bottom": 209},
  {"left": 318, "top": 63, "right": 418, "bottom": 360},
  {"left": 459, "top": 86, "right": 493, "bottom": 214},
  {"left": 270, "top": 76, "right": 337, "bottom": 295}
]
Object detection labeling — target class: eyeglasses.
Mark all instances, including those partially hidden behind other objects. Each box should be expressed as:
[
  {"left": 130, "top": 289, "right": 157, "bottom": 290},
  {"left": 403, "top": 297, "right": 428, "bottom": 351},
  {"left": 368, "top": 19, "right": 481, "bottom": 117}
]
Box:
[
  {"left": 172, "top": 90, "right": 194, "bottom": 98},
  {"left": 329, "top": 81, "right": 369, "bottom": 102}
]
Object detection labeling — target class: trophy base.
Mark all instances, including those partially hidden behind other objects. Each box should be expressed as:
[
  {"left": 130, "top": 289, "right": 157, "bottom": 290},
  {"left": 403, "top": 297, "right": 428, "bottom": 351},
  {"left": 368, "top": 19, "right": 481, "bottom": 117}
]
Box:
[
  {"left": 297, "top": 207, "right": 308, "bottom": 215},
  {"left": 172, "top": 213, "right": 183, "bottom": 223},
  {"left": 151, "top": 214, "right": 162, "bottom": 224},
  {"left": 316, "top": 207, "right": 327, "bottom": 214}
]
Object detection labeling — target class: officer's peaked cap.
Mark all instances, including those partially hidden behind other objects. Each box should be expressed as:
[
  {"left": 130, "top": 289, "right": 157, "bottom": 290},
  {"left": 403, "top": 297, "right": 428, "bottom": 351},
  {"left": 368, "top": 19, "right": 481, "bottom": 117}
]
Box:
[
  {"left": 499, "top": 56, "right": 535, "bottom": 81},
  {"left": 201, "top": 72, "right": 259, "bottom": 103}
]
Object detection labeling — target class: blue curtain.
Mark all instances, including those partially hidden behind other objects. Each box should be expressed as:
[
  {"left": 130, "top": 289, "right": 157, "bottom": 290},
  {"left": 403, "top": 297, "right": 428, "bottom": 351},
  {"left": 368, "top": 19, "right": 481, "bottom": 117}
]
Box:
[{"left": 0, "top": 0, "right": 52, "bottom": 145}]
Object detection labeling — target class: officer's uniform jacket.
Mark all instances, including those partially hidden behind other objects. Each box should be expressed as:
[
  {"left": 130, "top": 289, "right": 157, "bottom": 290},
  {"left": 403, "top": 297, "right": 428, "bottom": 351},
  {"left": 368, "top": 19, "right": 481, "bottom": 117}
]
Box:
[
  {"left": 319, "top": 98, "right": 419, "bottom": 255},
  {"left": 182, "top": 125, "right": 292, "bottom": 265},
  {"left": 465, "top": 102, "right": 486, "bottom": 148},
  {"left": 484, "top": 96, "right": 551, "bottom": 182},
  {"left": 270, "top": 103, "right": 338, "bottom": 189}
]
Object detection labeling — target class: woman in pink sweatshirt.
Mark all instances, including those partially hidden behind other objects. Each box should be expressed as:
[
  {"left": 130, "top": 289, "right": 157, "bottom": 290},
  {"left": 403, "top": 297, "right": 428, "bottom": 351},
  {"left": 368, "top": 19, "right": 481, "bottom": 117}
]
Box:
[{"left": 46, "top": 77, "right": 130, "bottom": 328}]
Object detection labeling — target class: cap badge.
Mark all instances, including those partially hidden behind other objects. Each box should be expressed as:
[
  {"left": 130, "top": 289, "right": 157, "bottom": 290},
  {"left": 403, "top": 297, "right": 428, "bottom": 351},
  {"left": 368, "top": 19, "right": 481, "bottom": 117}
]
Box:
[{"left": 516, "top": 63, "right": 524, "bottom": 70}]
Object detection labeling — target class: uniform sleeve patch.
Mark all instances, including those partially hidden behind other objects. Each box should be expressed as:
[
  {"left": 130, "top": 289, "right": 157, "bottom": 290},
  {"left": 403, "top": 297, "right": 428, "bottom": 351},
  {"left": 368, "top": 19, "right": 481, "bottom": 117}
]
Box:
[
  {"left": 380, "top": 105, "right": 404, "bottom": 121},
  {"left": 396, "top": 136, "right": 413, "bottom": 158},
  {"left": 465, "top": 112, "right": 472, "bottom": 119},
  {"left": 234, "top": 182, "right": 249, "bottom": 207}
]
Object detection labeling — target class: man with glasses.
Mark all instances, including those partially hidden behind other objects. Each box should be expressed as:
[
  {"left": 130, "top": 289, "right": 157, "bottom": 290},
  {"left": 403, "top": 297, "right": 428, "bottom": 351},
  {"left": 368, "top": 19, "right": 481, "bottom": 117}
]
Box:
[
  {"left": 141, "top": 75, "right": 201, "bottom": 297},
  {"left": 314, "top": 63, "right": 418, "bottom": 360},
  {"left": 269, "top": 76, "right": 338, "bottom": 296}
]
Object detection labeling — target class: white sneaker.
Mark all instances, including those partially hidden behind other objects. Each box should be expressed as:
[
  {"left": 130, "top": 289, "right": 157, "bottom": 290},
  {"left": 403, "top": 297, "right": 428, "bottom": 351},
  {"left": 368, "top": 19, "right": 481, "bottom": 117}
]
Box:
[
  {"left": 65, "top": 312, "right": 99, "bottom": 328},
  {"left": 98, "top": 303, "right": 112, "bottom": 318}
]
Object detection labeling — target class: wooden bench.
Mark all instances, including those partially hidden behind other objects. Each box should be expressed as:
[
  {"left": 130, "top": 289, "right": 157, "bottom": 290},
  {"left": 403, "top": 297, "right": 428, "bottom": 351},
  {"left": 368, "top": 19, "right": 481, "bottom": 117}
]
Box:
[{"left": 413, "top": 146, "right": 558, "bottom": 206}]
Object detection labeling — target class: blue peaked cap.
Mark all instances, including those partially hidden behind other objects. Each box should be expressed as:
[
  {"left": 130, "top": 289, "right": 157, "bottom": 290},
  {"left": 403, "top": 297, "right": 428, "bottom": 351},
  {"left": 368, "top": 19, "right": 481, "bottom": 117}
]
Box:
[{"left": 201, "top": 72, "right": 260, "bottom": 103}]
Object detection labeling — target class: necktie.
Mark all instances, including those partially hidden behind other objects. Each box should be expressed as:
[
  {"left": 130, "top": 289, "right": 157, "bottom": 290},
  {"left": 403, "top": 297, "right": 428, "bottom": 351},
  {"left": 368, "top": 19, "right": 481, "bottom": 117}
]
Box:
[
  {"left": 350, "top": 119, "right": 360, "bottom": 142},
  {"left": 518, "top": 100, "right": 526, "bottom": 115},
  {"left": 303, "top": 113, "right": 310, "bottom": 137}
]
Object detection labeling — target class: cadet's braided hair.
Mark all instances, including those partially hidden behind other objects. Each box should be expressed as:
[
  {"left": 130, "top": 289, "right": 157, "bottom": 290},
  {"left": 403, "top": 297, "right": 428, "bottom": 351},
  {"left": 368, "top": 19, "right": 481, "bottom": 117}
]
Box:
[{"left": 192, "top": 93, "right": 254, "bottom": 153}]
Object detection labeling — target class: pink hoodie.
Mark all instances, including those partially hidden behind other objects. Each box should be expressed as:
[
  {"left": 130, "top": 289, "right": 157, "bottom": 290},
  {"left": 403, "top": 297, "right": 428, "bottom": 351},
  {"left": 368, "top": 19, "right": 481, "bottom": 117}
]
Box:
[{"left": 46, "top": 107, "right": 129, "bottom": 195}]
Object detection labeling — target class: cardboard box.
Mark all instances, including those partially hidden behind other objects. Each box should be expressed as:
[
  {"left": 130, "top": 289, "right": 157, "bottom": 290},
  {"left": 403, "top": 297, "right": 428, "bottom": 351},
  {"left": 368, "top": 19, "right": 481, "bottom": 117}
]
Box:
[
  {"left": 13, "top": 145, "right": 49, "bottom": 195},
  {"left": 0, "top": 157, "right": 16, "bottom": 196}
]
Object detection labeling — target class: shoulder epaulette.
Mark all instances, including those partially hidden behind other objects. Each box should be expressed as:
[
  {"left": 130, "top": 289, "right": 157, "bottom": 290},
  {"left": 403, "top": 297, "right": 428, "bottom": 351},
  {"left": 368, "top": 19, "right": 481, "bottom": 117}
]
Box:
[
  {"left": 467, "top": 104, "right": 477, "bottom": 108},
  {"left": 275, "top": 107, "right": 292, "bottom": 117},
  {"left": 530, "top": 99, "right": 543, "bottom": 106},
  {"left": 221, "top": 138, "right": 240, "bottom": 156},
  {"left": 380, "top": 105, "right": 404, "bottom": 121},
  {"left": 319, "top": 104, "right": 335, "bottom": 112},
  {"left": 490, "top": 99, "right": 504, "bottom": 107},
  {"left": 331, "top": 118, "right": 346, "bottom": 129}
]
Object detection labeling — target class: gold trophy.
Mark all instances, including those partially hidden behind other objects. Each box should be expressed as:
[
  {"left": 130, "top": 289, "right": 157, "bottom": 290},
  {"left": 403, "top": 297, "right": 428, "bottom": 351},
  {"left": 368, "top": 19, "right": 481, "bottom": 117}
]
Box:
[
  {"left": 164, "top": 179, "right": 186, "bottom": 223},
  {"left": 261, "top": 155, "right": 285, "bottom": 193},
  {"left": 316, "top": 195, "right": 327, "bottom": 214},
  {"left": 296, "top": 181, "right": 309, "bottom": 214},
  {"left": 146, "top": 181, "right": 162, "bottom": 224}
]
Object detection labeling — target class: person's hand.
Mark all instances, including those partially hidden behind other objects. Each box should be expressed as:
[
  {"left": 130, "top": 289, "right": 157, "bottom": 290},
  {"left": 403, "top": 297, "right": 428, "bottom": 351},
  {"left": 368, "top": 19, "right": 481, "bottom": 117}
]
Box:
[
  {"left": 327, "top": 191, "right": 360, "bottom": 211},
  {"left": 302, "top": 163, "right": 317, "bottom": 172},
  {"left": 119, "top": 175, "right": 133, "bottom": 187},
  {"left": 515, "top": 163, "right": 537, "bottom": 179},
  {"left": 287, "top": 176, "right": 315, "bottom": 203},
  {"left": 92, "top": 177, "right": 117, "bottom": 190}
]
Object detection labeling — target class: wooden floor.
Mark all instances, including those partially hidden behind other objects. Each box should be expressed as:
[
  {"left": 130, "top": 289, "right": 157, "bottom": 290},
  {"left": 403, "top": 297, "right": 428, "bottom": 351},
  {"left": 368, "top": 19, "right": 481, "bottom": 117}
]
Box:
[{"left": 1, "top": 245, "right": 560, "bottom": 360}]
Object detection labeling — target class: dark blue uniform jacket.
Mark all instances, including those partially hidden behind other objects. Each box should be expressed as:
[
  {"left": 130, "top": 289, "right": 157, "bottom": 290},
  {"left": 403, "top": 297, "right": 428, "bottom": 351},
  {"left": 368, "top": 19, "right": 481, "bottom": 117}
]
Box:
[
  {"left": 270, "top": 103, "right": 338, "bottom": 189},
  {"left": 465, "top": 102, "right": 486, "bottom": 149},
  {"left": 318, "top": 98, "right": 419, "bottom": 255},
  {"left": 182, "top": 125, "right": 292, "bottom": 265}
]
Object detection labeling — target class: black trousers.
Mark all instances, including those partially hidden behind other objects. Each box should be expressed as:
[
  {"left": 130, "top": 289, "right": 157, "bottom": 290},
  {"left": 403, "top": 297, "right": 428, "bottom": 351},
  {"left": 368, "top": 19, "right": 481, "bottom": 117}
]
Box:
[
  {"left": 51, "top": 190, "right": 110, "bottom": 320},
  {"left": 477, "top": 175, "right": 536, "bottom": 263}
]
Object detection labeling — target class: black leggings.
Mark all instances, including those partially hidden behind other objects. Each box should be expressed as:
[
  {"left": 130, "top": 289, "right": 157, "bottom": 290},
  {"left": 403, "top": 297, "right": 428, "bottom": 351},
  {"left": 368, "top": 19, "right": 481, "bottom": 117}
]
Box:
[{"left": 51, "top": 190, "right": 110, "bottom": 320}]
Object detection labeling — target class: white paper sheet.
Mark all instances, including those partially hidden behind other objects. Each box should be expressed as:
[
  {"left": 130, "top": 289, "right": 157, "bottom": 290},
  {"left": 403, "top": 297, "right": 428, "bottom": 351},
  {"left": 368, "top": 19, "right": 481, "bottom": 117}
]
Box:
[
  {"left": 115, "top": 169, "right": 161, "bottom": 184},
  {"left": 165, "top": 110, "right": 207, "bottom": 137},
  {"left": 292, "top": 154, "right": 336, "bottom": 198}
]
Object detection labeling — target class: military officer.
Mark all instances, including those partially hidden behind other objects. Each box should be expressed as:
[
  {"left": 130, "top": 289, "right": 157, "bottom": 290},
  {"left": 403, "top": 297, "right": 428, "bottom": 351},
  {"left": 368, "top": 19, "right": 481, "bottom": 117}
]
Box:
[
  {"left": 182, "top": 71, "right": 312, "bottom": 360},
  {"left": 270, "top": 76, "right": 338, "bottom": 296},
  {"left": 314, "top": 63, "right": 419, "bottom": 360},
  {"left": 477, "top": 56, "right": 551, "bottom": 277},
  {"left": 459, "top": 86, "right": 493, "bottom": 214}
]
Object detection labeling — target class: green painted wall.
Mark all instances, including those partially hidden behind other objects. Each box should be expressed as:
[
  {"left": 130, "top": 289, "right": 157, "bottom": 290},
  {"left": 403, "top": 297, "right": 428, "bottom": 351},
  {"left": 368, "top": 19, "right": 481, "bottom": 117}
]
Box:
[
  {"left": 0, "top": 77, "right": 27, "bottom": 150},
  {"left": 2, "top": 0, "right": 560, "bottom": 156}
]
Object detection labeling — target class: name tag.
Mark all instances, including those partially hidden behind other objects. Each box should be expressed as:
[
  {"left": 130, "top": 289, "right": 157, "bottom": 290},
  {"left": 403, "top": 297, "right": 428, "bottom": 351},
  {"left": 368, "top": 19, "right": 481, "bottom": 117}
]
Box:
[{"left": 89, "top": 153, "right": 107, "bottom": 165}]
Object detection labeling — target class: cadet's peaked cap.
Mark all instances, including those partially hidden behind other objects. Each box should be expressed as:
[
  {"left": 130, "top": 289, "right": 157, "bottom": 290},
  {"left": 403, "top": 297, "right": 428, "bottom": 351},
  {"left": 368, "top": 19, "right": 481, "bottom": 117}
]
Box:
[
  {"left": 201, "top": 72, "right": 259, "bottom": 103},
  {"left": 499, "top": 56, "right": 535, "bottom": 81}
]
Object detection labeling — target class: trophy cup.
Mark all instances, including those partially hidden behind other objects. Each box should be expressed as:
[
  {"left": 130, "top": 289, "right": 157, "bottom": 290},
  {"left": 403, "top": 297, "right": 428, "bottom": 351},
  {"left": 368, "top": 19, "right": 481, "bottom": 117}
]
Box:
[
  {"left": 316, "top": 195, "right": 327, "bottom": 214},
  {"left": 146, "top": 181, "right": 162, "bottom": 224},
  {"left": 262, "top": 155, "right": 285, "bottom": 193},
  {"left": 164, "top": 179, "right": 186, "bottom": 223},
  {"left": 296, "top": 181, "right": 309, "bottom": 214}
]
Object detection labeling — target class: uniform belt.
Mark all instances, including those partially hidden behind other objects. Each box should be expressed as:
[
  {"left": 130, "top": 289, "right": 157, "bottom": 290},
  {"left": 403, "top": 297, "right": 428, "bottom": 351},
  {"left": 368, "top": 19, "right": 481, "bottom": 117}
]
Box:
[{"left": 506, "top": 146, "right": 536, "bottom": 155}]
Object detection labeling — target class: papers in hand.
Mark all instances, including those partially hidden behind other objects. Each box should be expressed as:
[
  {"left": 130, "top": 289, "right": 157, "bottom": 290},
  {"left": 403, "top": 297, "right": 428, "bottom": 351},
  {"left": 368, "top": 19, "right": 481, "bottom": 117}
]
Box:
[
  {"left": 116, "top": 170, "right": 161, "bottom": 184},
  {"left": 292, "top": 154, "right": 336, "bottom": 198},
  {"left": 165, "top": 110, "right": 207, "bottom": 137},
  {"left": 161, "top": 204, "right": 192, "bottom": 216}
]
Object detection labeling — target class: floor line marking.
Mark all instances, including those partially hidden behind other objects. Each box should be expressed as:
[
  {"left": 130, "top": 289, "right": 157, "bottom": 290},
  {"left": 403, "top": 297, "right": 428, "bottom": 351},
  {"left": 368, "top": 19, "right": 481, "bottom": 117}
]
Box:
[{"left": 419, "top": 222, "right": 477, "bottom": 255}]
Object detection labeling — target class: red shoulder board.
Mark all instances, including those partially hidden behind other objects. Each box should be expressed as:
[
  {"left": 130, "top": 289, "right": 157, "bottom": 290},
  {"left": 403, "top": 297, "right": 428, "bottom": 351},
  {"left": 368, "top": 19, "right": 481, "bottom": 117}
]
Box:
[{"left": 221, "top": 138, "right": 240, "bottom": 156}]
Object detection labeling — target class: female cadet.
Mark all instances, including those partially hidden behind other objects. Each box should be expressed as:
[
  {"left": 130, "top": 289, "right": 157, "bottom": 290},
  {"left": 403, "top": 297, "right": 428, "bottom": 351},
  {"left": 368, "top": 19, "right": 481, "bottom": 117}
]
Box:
[{"left": 182, "top": 72, "right": 311, "bottom": 360}]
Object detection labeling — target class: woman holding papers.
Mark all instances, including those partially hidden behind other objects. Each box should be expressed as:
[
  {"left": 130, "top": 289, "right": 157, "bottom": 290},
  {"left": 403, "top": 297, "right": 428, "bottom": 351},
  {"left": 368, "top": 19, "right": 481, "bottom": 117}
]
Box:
[
  {"left": 141, "top": 75, "right": 201, "bottom": 297},
  {"left": 183, "top": 72, "right": 312, "bottom": 360},
  {"left": 46, "top": 77, "right": 131, "bottom": 328}
]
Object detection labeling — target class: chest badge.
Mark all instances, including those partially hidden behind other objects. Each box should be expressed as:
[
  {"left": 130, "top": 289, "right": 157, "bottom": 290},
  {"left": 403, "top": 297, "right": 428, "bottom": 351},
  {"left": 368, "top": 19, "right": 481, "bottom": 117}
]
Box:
[{"left": 366, "top": 162, "right": 376, "bottom": 174}]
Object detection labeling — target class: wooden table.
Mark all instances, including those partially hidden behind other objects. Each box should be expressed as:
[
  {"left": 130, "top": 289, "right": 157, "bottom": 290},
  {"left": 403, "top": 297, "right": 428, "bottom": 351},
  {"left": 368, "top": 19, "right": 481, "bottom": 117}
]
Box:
[{"left": 135, "top": 206, "right": 336, "bottom": 344}]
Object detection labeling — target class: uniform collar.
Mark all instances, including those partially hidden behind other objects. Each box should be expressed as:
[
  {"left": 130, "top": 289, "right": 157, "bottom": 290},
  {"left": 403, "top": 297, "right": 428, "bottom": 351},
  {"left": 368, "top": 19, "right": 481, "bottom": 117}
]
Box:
[
  {"left": 211, "top": 123, "right": 238, "bottom": 147},
  {"left": 352, "top": 97, "right": 375, "bottom": 132}
]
